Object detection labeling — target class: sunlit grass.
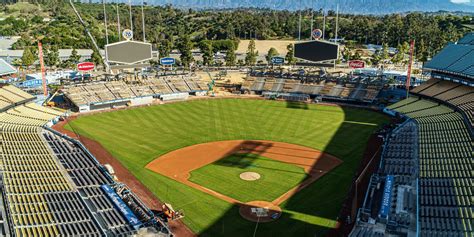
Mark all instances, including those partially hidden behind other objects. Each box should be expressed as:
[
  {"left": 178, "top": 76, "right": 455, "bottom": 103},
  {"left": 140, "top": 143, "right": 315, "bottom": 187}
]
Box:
[{"left": 67, "top": 99, "right": 388, "bottom": 236}]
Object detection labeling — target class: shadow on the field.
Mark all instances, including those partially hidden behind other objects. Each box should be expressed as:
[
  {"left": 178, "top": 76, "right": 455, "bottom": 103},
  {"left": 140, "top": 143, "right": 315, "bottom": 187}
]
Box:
[
  {"left": 214, "top": 141, "right": 274, "bottom": 169},
  {"left": 198, "top": 105, "right": 387, "bottom": 237},
  {"left": 285, "top": 101, "right": 309, "bottom": 110}
]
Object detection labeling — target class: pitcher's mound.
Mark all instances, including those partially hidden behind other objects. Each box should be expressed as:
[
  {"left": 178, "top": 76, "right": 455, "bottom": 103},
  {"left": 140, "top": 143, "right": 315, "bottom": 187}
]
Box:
[
  {"left": 239, "top": 201, "right": 282, "bottom": 222},
  {"left": 240, "top": 172, "right": 261, "bottom": 181}
]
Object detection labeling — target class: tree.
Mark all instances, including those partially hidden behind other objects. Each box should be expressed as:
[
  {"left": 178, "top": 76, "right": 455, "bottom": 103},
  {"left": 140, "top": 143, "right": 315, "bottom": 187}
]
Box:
[
  {"left": 158, "top": 37, "right": 173, "bottom": 58},
  {"left": 380, "top": 43, "right": 390, "bottom": 63},
  {"left": 225, "top": 44, "right": 236, "bottom": 66},
  {"left": 265, "top": 47, "right": 279, "bottom": 64},
  {"left": 177, "top": 34, "right": 194, "bottom": 67},
  {"left": 392, "top": 42, "right": 408, "bottom": 65},
  {"left": 371, "top": 49, "right": 382, "bottom": 66},
  {"left": 69, "top": 48, "right": 81, "bottom": 64},
  {"left": 285, "top": 44, "right": 296, "bottom": 65},
  {"left": 199, "top": 41, "right": 213, "bottom": 66},
  {"left": 45, "top": 45, "right": 60, "bottom": 68},
  {"left": 91, "top": 49, "right": 103, "bottom": 67},
  {"left": 21, "top": 47, "right": 35, "bottom": 69},
  {"left": 245, "top": 39, "right": 258, "bottom": 66}
]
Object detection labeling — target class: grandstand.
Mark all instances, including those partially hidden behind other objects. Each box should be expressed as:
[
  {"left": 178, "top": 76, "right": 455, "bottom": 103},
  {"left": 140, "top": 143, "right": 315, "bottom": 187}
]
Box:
[
  {"left": 0, "top": 85, "right": 171, "bottom": 236},
  {"left": 62, "top": 75, "right": 208, "bottom": 112},
  {"left": 351, "top": 33, "right": 473, "bottom": 237},
  {"left": 0, "top": 85, "right": 35, "bottom": 112},
  {"left": 242, "top": 78, "right": 383, "bottom": 103}
]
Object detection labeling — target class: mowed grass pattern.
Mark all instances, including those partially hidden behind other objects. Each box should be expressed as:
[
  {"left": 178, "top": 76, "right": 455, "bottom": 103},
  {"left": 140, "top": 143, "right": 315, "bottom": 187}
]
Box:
[
  {"left": 189, "top": 153, "right": 308, "bottom": 203},
  {"left": 66, "top": 99, "right": 388, "bottom": 236}
]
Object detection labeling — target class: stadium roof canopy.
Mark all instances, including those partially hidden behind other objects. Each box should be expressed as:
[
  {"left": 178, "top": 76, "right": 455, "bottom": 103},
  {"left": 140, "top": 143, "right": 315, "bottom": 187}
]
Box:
[
  {"left": 0, "top": 58, "right": 17, "bottom": 76},
  {"left": 457, "top": 32, "right": 474, "bottom": 45},
  {"left": 424, "top": 33, "right": 474, "bottom": 80}
]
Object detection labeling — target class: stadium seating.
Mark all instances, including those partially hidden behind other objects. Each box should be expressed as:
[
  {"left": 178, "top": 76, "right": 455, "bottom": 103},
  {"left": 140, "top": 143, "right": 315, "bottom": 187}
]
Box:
[
  {"left": 410, "top": 78, "right": 440, "bottom": 94},
  {"left": 0, "top": 85, "right": 35, "bottom": 111},
  {"left": 43, "top": 131, "right": 137, "bottom": 235},
  {"left": 364, "top": 85, "right": 382, "bottom": 101},
  {"left": 0, "top": 85, "right": 171, "bottom": 236},
  {"left": 411, "top": 79, "right": 474, "bottom": 126},
  {"left": 392, "top": 99, "right": 472, "bottom": 236},
  {"left": 380, "top": 121, "right": 418, "bottom": 177},
  {"left": 63, "top": 75, "right": 208, "bottom": 108},
  {"left": 246, "top": 78, "right": 382, "bottom": 102}
]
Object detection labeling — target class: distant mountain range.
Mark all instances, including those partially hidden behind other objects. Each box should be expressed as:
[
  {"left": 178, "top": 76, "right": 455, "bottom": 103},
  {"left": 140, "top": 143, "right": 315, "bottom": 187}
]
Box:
[{"left": 85, "top": 0, "right": 474, "bottom": 14}]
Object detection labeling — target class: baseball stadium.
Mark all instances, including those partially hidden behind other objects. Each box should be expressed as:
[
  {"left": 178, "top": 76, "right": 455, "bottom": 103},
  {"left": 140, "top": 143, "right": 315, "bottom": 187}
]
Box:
[{"left": 0, "top": 1, "right": 473, "bottom": 236}]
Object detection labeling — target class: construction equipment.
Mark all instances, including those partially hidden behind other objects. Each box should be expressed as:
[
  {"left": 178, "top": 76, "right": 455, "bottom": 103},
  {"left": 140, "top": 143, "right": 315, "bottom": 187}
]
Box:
[{"left": 160, "top": 203, "right": 184, "bottom": 221}]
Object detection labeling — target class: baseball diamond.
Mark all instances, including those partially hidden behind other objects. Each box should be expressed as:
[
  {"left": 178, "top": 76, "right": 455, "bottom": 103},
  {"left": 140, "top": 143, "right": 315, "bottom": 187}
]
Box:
[{"left": 63, "top": 98, "right": 388, "bottom": 236}]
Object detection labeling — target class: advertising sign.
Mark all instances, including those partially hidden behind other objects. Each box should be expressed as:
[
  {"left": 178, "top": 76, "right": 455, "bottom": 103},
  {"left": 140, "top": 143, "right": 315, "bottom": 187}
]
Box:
[
  {"left": 101, "top": 185, "right": 142, "bottom": 229},
  {"left": 77, "top": 62, "right": 95, "bottom": 71},
  {"left": 349, "top": 60, "right": 365, "bottom": 69},
  {"left": 379, "top": 175, "right": 394, "bottom": 219},
  {"left": 312, "top": 29, "right": 323, "bottom": 40},
  {"left": 160, "top": 57, "right": 176, "bottom": 65},
  {"left": 271, "top": 57, "right": 285, "bottom": 65}
]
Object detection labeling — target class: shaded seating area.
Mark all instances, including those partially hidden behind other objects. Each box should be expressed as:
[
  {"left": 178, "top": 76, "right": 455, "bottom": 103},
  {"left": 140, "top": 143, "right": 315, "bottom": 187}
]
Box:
[
  {"left": 246, "top": 78, "right": 382, "bottom": 102},
  {"left": 411, "top": 79, "right": 474, "bottom": 126},
  {"left": 393, "top": 99, "right": 473, "bottom": 236}
]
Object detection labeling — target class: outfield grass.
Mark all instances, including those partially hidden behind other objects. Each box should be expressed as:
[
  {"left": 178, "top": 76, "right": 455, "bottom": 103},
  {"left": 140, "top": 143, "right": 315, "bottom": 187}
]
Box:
[
  {"left": 66, "top": 99, "right": 388, "bottom": 236},
  {"left": 189, "top": 153, "right": 307, "bottom": 203}
]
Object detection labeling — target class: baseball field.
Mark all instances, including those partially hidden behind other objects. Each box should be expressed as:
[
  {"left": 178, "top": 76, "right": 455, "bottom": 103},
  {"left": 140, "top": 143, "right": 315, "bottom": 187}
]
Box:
[{"left": 65, "top": 99, "right": 388, "bottom": 236}]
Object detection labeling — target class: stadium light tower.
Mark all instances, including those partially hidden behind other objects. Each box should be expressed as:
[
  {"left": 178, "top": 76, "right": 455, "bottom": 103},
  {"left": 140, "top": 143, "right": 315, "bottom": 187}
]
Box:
[
  {"left": 116, "top": 0, "right": 121, "bottom": 41},
  {"left": 103, "top": 0, "right": 109, "bottom": 45},
  {"left": 129, "top": 0, "right": 133, "bottom": 36},
  {"left": 298, "top": 0, "right": 302, "bottom": 41}
]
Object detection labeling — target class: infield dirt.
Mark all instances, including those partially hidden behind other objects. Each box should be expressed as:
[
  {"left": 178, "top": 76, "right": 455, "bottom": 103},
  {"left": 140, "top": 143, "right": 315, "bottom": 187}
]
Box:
[{"left": 146, "top": 140, "right": 342, "bottom": 206}]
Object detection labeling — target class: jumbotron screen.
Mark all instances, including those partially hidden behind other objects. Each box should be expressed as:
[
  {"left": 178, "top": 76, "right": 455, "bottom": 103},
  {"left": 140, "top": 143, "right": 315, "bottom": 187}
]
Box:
[
  {"left": 106, "top": 41, "right": 153, "bottom": 64},
  {"left": 294, "top": 40, "right": 339, "bottom": 62}
]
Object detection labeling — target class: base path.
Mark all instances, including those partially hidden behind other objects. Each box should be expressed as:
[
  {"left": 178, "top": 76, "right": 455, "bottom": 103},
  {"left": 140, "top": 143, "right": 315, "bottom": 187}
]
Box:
[{"left": 146, "top": 140, "right": 342, "bottom": 206}]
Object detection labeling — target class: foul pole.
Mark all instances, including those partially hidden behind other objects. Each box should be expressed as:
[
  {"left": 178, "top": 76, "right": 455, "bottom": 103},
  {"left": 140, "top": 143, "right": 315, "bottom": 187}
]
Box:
[
  {"left": 38, "top": 42, "right": 47, "bottom": 97},
  {"left": 406, "top": 39, "right": 415, "bottom": 99}
]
